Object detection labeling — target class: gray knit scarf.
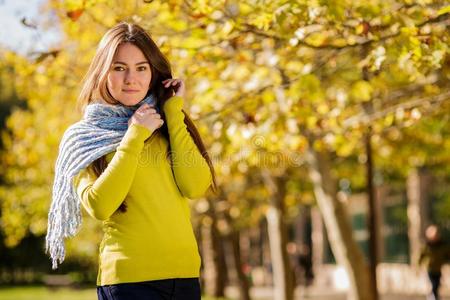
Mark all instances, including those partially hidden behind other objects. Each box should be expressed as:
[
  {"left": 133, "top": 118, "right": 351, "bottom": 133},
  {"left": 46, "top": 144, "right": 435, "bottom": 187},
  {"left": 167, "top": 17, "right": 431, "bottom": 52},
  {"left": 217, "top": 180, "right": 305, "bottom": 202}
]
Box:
[{"left": 46, "top": 94, "right": 157, "bottom": 269}]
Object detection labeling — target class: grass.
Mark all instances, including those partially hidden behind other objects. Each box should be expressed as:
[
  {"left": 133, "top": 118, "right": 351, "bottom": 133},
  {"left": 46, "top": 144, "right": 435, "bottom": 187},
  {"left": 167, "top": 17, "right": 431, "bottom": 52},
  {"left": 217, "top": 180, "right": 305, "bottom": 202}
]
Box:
[
  {"left": 0, "top": 286, "right": 232, "bottom": 300},
  {"left": 0, "top": 285, "right": 97, "bottom": 300}
]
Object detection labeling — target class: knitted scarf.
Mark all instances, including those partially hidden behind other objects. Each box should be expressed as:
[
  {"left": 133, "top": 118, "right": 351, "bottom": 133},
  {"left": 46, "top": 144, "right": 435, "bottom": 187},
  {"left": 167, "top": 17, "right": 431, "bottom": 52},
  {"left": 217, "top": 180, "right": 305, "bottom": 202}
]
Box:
[{"left": 46, "top": 94, "right": 157, "bottom": 269}]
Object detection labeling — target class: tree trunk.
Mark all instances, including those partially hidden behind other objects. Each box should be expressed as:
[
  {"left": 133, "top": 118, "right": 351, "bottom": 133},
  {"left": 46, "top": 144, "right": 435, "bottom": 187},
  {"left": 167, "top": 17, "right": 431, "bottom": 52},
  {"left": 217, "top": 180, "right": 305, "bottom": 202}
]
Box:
[
  {"left": 305, "top": 147, "right": 375, "bottom": 300},
  {"left": 229, "top": 230, "right": 251, "bottom": 300},
  {"left": 311, "top": 206, "right": 324, "bottom": 276},
  {"left": 365, "top": 130, "right": 379, "bottom": 300},
  {"left": 407, "top": 168, "right": 432, "bottom": 266},
  {"left": 294, "top": 205, "right": 314, "bottom": 286},
  {"left": 201, "top": 203, "right": 227, "bottom": 297},
  {"left": 262, "top": 170, "right": 295, "bottom": 300}
]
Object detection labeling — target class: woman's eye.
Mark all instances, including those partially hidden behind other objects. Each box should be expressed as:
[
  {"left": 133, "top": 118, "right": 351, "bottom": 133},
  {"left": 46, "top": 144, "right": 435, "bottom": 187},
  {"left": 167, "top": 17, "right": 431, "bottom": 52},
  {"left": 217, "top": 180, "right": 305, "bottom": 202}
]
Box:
[
  {"left": 113, "top": 66, "right": 125, "bottom": 71},
  {"left": 138, "top": 66, "right": 147, "bottom": 71}
]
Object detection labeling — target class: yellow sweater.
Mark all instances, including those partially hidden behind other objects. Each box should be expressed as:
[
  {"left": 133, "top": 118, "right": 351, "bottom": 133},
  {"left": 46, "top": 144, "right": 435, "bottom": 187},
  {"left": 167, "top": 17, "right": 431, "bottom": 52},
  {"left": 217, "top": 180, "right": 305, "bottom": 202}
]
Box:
[{"left": 73, "top": 96, "right": 212, "bottom": 286}]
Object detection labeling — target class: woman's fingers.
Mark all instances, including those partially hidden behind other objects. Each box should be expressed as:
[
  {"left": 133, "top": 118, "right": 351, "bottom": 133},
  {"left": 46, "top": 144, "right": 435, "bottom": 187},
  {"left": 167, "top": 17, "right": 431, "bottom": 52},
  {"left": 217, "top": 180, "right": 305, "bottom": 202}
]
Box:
[
  {"left": 136, "top": 104, "right": 149, "bottom": 112},
  {"left": 162, "top": 78, "right": 182, "bottom": 87},
  {"left": 139, "top": 103, "right": 154, "bottom": 109},
  {"left": 136, "top": 104, "right": 157, "bottom": 114}
]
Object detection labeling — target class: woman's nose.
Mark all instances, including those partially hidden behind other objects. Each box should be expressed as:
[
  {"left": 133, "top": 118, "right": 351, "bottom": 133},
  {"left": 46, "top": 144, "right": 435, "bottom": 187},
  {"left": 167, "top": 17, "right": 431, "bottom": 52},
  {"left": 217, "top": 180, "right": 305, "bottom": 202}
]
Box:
[{"left": 124, "top": 70, "right": 137, "bottom": 84}]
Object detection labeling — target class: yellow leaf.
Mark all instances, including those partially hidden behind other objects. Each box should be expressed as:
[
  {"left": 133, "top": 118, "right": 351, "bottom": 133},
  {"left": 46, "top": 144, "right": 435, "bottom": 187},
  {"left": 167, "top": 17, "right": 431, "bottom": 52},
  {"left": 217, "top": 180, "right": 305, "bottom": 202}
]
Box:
[
  {"left": 437, "top": 5, "right": 450, "bottom": 16},
  {"left": 350, "top": 80, "right": 373, "bottom": 102}
]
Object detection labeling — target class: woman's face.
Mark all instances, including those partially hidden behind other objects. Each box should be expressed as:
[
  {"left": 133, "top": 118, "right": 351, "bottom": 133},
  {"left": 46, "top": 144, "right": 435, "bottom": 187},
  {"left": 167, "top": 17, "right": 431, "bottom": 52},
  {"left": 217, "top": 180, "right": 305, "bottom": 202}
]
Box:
[{"left": 107, "top": 42, "right": 152, "bottom": 106}]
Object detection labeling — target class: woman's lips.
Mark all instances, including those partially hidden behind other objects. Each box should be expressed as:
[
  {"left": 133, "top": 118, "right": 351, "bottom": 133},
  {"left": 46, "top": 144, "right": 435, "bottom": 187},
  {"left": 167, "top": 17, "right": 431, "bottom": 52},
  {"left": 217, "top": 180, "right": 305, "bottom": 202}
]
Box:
[{"left": 123, "top": 89, "right": 139, "bottom": 93}]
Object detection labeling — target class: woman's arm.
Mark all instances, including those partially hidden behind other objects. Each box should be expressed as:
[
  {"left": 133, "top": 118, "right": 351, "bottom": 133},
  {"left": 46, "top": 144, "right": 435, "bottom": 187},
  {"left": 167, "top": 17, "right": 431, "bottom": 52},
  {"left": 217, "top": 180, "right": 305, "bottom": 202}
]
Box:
[
  {"left": 73, "top": 124, "right": 152, "bottom": 221},
  {"left": 163, "top": 96, "right": 212, "bottom": 198}
]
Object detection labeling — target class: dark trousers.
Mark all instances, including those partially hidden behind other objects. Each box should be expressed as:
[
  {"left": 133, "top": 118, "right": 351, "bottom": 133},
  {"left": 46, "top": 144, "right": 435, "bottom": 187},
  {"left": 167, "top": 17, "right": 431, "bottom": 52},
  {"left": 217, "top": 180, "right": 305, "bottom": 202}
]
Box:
[
  {"left": 428, "top": 271, "right": 441, "bottom": 300},
  {"left": 97, "top": 278, "right": 201, "bottom": 300}
]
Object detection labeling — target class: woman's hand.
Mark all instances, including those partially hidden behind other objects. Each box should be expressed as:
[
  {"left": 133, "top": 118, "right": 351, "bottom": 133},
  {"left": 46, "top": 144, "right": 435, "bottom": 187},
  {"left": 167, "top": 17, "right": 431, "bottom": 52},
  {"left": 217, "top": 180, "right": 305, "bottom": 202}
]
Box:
[
  {"left": 162, "top": 78, "right": 185, "bottom": 98},
  {"left": 128, "top": 103, "right": 164, "bottom": 132}
]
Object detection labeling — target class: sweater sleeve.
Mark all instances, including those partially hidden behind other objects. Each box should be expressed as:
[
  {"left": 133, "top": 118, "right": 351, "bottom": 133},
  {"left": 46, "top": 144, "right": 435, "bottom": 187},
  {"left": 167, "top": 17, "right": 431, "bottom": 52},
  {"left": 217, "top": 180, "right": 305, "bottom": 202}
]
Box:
[
  {"left": 73, "top": 124, "right": 152, "bottom": 221},
  {"left": 163, "top": 96, "right": 212, "bottom": 198}
]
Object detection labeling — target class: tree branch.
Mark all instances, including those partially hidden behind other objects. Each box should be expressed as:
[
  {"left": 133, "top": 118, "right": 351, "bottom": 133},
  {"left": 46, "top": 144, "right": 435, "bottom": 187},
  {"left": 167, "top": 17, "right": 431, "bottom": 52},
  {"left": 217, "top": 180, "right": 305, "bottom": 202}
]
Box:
[{"left": 343, "top": 90, "right": 450, "bottom": 129}]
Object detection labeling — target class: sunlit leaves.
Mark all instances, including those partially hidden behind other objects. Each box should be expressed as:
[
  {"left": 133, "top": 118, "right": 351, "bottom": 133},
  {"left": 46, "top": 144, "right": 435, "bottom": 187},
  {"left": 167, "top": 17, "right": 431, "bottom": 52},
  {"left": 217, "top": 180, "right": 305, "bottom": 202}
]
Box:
[
  {"left": 350, "top": 80, "right": 373, "bottom": 103},
  {"left": 437, "top": 5, "right": 450, "bottom": 16}
]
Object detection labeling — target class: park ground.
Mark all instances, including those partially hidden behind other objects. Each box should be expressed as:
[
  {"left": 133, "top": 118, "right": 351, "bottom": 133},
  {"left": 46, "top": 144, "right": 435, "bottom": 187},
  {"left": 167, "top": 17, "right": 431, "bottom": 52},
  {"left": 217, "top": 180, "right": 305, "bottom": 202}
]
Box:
[{"left": 0, "top": 285, "right": 449, "bottom": 300}]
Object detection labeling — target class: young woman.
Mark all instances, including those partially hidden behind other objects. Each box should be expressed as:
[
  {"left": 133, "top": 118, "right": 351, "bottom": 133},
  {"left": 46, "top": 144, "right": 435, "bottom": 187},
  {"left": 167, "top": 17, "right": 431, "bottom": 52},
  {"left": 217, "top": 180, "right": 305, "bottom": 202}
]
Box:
[{"left": 46, "top": 22, "right": 216, "bottom": 300}]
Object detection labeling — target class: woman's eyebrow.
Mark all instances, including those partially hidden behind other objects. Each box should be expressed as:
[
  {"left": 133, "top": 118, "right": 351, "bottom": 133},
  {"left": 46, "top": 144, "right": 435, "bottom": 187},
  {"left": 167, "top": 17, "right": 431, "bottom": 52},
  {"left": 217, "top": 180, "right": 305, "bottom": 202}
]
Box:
[{"left": 113, "top": 61, "right": 149, "bottom": 65}]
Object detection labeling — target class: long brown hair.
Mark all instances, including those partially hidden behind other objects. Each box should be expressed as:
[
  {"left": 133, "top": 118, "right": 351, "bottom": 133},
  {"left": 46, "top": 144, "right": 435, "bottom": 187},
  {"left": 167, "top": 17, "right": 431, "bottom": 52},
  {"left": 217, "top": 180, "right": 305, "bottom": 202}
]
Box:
[{"left": 78, "top": 22, "right": 217, "bottom": 212}]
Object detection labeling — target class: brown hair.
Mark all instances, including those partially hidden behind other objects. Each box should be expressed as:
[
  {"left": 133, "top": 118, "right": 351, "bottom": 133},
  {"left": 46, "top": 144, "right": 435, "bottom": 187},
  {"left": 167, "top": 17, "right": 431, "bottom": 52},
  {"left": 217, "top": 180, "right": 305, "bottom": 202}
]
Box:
[{"left": 77, "top": 22, "right": 217, "bottom": 212}]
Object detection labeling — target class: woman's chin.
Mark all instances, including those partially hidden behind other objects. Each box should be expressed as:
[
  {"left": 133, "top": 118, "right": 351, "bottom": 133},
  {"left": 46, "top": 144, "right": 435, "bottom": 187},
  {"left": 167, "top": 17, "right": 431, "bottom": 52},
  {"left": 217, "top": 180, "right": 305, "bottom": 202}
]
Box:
[{"left": 117, "top": 95, "right": 144, "bottom": 106}]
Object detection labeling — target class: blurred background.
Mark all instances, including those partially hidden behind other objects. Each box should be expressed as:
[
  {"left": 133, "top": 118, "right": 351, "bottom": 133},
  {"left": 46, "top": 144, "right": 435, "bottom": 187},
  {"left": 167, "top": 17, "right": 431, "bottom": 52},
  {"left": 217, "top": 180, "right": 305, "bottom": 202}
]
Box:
[{"left": 0, "top": 0, "right": 449, "bottom": 299}]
